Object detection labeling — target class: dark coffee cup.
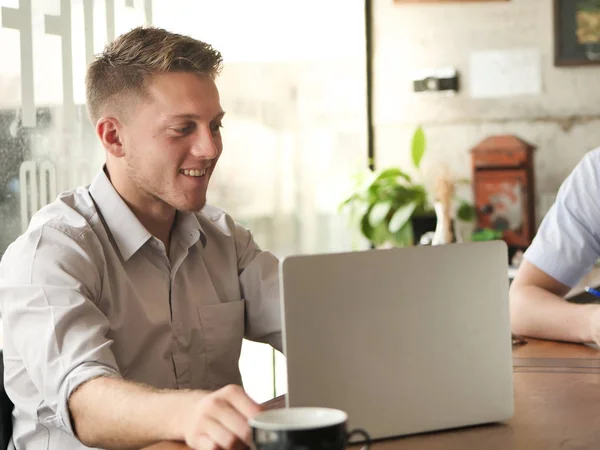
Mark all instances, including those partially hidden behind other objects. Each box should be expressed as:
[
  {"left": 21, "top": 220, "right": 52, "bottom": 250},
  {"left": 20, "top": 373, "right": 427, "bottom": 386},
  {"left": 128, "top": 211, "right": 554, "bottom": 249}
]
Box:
[{"left": 249, "top": 407, "right": 370, "bottom": 450}]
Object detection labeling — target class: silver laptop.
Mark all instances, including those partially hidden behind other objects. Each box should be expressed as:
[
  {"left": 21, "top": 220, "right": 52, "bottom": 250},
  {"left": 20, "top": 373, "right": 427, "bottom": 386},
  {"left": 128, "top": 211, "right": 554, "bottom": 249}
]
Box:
[{"left": 279, "top": 241, "right": 514, "bottom": 440}]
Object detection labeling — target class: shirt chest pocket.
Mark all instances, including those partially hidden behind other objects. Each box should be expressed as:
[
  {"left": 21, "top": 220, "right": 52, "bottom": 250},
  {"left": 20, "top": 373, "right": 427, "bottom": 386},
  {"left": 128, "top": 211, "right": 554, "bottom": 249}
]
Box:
[{"left": 198, "top": 300, "right": 246, "bottom": 388}]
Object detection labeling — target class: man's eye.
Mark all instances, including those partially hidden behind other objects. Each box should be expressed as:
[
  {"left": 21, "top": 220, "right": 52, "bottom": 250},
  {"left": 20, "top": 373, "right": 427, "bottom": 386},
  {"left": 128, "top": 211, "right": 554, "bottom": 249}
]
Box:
[
  {"left": 175, "top": 124, "right": 195, "bottom": 134},
  {"left": 211, "top": 122, "right": 224, "bottom": 133}
]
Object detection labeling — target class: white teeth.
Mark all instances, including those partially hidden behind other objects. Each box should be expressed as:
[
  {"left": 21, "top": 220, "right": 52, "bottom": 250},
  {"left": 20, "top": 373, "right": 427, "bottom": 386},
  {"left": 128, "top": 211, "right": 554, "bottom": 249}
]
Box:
[{"left": 181, "top": 168, "right": 208, "bottom": 177}]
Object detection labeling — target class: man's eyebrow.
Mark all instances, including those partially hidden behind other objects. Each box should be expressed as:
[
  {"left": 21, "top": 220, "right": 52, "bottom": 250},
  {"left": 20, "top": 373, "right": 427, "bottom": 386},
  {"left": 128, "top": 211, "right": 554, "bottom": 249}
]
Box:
[{"left": 165, "top": 111, "right": 226, "bottom": 121}]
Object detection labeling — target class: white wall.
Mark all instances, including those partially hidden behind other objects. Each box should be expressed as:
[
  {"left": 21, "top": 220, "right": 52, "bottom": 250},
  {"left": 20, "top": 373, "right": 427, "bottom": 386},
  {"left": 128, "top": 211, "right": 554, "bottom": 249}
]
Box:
[{"left": 373, "top": 0, "right": 600, "bottom": 223}]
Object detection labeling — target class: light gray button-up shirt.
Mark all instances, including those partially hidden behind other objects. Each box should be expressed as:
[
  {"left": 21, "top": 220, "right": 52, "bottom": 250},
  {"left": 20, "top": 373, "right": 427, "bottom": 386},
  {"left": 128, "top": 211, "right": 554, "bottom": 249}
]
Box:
[{"left": 0, "top": 169, "right": 282, "bottom": 450}]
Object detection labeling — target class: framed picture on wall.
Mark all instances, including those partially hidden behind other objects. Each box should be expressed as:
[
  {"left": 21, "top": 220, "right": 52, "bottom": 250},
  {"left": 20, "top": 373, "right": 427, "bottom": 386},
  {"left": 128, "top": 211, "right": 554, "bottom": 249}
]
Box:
[{"left": 554, "top": 0, "right": 600, "bottom": 66}]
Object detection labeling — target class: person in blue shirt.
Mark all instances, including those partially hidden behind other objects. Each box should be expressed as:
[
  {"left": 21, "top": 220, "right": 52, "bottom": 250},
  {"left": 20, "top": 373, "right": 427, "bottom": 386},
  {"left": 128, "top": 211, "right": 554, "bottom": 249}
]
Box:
[{"left": 510, "top": 149, "right": 600, "bottom": 346}]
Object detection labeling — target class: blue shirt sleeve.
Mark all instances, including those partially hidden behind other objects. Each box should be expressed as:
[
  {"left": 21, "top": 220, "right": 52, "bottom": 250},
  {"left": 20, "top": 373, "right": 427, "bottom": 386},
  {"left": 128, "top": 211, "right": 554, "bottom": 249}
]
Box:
[{"left": 524, "top": 149, "right": 600, "bottom": 288}]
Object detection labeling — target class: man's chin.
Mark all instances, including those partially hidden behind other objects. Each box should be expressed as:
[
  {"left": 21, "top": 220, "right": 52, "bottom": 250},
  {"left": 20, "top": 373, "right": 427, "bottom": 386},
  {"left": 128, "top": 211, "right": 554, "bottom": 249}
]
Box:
[{"left": 177, "top": 199, "right": 207, "bottom": 213}]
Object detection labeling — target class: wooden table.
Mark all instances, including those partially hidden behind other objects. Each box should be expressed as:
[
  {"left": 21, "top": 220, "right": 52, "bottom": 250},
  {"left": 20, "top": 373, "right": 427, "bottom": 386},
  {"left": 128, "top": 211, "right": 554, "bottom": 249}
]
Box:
[
  {"left": 265, "top": 338, "right": 600, "bottom": 449},
  {"left": 372, "top": 338, "right": 600, "bottom": 449},
  {"left": 150, "top": 339, "right": 600, "bottom": 450}
]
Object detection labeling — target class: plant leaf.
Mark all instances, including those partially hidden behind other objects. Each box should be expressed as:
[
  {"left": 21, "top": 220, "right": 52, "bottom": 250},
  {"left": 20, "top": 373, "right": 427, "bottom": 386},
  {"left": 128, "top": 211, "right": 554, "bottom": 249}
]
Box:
[
  {"left": 354, "top": 168, "right": 377, "bottom": 187},
  {"left": 372, "top": 221, "right": 392, "bottom": 246},
  {"left": 369, "top": 201, "right": 392, "bottom": 228},
  {"left": 393, "top": 222, "right": 414, "bottom": 247},
  {"left": 457, "top": 200, "right": 476, "bottom": 222},
  {"left": 388, "top": 201, "right": 418, "bottom": 233},
  {"left": 374, "top": 168, "right": 411, "bottom": 183},
  {"left": 339, "top": 193, "right": 358, "bottom": 209},
  {"left": 411, "top": 126, "right": 426, "bottom": 169},
  {"left": 360, "top": 211, "right": 376, "bottom": 244},
  {"left": 361, "top": 210, "right": 389, "bottom": 246}
]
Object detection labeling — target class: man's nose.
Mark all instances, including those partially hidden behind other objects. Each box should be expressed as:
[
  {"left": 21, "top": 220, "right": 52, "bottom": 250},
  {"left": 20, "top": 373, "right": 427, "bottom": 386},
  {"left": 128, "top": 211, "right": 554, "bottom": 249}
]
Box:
[{"left": 190, "top": 127, "right": 218, "bottom": 159}]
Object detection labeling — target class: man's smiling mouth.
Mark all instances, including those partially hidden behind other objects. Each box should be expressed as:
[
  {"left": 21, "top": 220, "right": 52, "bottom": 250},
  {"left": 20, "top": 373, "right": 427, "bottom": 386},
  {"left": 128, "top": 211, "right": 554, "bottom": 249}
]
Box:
[{"left": 180, "top": 168, "right": 208, "bottom": 177}]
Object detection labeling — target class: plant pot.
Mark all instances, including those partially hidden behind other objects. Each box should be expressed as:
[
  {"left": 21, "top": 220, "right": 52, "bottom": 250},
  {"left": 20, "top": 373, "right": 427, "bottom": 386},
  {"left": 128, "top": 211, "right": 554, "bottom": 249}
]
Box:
[
  {"left": 411, "top": 212, "right": 437, "bottom": 245},
  {"left": 454, "top": 220, "right": 476, "bottom": 243}
]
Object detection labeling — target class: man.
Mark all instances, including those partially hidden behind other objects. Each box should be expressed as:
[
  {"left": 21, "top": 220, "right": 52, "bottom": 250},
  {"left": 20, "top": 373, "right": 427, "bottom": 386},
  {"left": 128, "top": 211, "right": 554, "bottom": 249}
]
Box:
[
  {"left": 510, "top": 148, "right": 600, "bottom": 346},
  {"left": 0, "top": 27, "right": 282, "bottom": 450}
]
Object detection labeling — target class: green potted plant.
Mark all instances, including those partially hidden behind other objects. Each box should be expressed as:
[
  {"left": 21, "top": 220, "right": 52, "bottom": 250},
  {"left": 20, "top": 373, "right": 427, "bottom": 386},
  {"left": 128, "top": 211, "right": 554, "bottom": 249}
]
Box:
[
  {"left": 340, "top": 126, "right": 432, "bottom": 247},
  {"left": 454, "top": 198, "right": 477, "bottom": 242}
]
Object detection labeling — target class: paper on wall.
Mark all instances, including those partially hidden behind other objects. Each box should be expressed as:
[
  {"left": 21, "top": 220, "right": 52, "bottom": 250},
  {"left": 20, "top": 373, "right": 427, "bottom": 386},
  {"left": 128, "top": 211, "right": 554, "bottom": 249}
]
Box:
[{"left": 469, "top": 48, "right": 542, "bottom": 99}]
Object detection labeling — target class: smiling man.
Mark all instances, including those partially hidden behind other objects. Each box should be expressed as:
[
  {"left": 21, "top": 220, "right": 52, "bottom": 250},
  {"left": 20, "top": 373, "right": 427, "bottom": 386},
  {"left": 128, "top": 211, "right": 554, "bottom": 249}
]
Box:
[{"left": 0, "top": 27, "right": 282, "bottom": 450}]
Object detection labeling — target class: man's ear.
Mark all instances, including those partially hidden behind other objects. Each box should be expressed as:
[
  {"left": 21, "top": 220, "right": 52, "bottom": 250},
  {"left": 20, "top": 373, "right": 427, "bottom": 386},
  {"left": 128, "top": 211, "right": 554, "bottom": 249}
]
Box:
[{"left": 96, "top": 117, "right": 125, "bottom": 158}]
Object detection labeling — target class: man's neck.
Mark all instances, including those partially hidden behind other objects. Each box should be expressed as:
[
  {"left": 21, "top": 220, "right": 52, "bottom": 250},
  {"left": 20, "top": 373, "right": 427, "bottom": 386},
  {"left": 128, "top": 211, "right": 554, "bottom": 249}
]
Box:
[
  {"left": 105, "top": 166, "right": 176, "bottom": 253},
  {"left": 127, "top": 203, "right": 176, "bottom": 254}
]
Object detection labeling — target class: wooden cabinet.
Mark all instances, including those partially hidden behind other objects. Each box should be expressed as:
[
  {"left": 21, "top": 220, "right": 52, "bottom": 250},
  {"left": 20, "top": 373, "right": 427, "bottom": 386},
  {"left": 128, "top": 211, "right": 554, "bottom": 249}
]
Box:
[{"left": 471, "top": 136, "right": 536, "bottom": 249}]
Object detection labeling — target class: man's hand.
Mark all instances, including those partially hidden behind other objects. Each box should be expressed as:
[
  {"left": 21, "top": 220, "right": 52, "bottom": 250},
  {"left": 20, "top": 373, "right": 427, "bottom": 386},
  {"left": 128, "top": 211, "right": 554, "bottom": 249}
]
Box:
[
  {"left": 181, "top": 385, "right": 261, "bottom": 450},
  {"left": 70, "top": 377, "right": 260, "bottom": 450}
]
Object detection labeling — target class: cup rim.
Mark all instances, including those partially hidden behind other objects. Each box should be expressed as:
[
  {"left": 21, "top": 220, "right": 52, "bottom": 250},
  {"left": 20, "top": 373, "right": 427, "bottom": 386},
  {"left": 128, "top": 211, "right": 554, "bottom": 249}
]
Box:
[{"left": 249, "top": 407, "right": 348, "bottom": 431}]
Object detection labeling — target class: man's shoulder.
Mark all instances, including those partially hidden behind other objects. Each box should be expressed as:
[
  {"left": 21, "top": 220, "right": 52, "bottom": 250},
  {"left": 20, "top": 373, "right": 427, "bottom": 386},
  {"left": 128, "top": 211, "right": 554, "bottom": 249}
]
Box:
[
  {"left": 582, "top": 147, "right": 600, "bottom": 164},
  {"left": 0, "top": 186, "right": 102, "bottom": 278},
  {"left": 7, "top": 186, "right": 98, "bottom": 255},
  {"left": 29, "top": 186, "right": 97, "bottom": 239},
  {"left": 574, "top": 147, "right": 600, "bottom": 176},
  {"left": 555, "top": 148, "right": 600, "bottom": 197}
]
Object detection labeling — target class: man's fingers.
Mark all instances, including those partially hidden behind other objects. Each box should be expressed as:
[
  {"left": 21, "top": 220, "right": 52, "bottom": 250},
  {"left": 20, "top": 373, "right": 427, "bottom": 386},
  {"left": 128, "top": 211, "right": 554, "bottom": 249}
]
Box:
[
  {"left": 188, "top": 433, "right": 222, "bottom": 450},
  {"left": 190, "top": 432, "right": 246, "bottom": 450},
  {"left": 186, "top": 386, "right": 259, "bottom": 450},
  {"left": 219, "top": 385, "right": 261, "bottom": 419},
  {"left": 211, "top": 400, "right": 253, "bottom": 446},
  {"left": 202, "top": 417, "right": 245, "bottom": 450}
]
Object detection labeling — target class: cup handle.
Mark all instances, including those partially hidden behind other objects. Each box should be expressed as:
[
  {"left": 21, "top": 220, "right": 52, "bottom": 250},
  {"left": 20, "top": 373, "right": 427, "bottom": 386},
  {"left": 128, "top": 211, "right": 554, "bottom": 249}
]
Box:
[{"left": 347, "top": 428, "right": 371, "bottom": 450}]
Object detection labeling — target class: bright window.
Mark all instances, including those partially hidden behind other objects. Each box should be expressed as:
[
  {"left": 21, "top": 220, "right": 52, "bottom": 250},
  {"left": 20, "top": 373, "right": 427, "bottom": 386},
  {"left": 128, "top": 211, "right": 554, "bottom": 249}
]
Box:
[{"left": 0, "top": 0, "right": 367, "bottom": 402}]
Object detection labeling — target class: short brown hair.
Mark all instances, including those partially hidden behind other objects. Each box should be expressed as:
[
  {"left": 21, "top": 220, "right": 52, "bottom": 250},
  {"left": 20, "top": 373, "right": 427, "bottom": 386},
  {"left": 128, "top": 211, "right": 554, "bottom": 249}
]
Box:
[{"left": 85, "top": 26, "right": 223, "bottom": 124}]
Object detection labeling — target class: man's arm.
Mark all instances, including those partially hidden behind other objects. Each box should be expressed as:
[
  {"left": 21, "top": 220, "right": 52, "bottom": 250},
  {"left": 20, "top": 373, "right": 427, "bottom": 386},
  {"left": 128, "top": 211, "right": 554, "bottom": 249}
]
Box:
[
  {"left": 235, "top": 223, "right": 283, "bottom": 353},
  {"left": 139, "top": 395, "right": 286, "bottom": 450},
  {"left": 0, "top": 224, "right": 259, "bottom": 450},
  {"left": 69, "top": 377, "right": 260, "bottom": 450},
  {"left": 509, "top": 260, "right": 600, "bottom": 344},
  {"left": 509, "top": 150, "right": 600, "bottom": 345}
]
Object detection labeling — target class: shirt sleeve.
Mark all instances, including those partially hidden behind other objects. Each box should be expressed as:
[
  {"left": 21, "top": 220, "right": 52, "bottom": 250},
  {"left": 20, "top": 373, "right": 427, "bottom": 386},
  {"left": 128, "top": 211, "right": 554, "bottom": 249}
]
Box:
[
  {"left": 234, "top": 223, "right": 283, "bottom": 353},
  {"left": 0, "top": 224, "right": 122, "bottom": 437},
  {"left": 524, "top": 150, "right": 600, "bottom": 288}
]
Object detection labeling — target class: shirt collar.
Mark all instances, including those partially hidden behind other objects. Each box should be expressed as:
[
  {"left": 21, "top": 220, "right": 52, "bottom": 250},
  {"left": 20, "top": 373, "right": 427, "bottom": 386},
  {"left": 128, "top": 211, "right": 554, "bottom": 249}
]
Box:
[
  {"left": 88, "top": 169, "right": 153, "bottom": 261},
  {"left": 172, "top": 208, "right": 207, "bottom": 250},
  {"left": 88, "top": 168, "right": 206, "bottom": 261}
]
